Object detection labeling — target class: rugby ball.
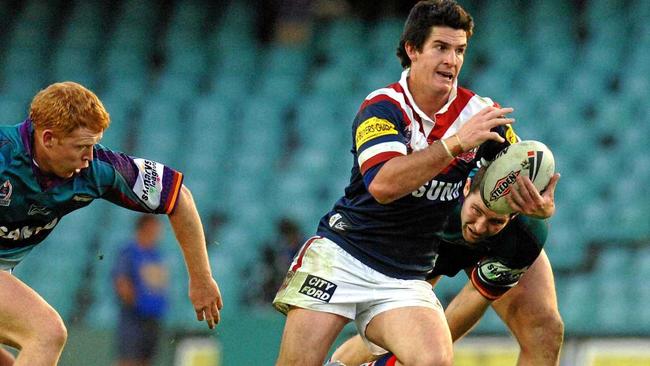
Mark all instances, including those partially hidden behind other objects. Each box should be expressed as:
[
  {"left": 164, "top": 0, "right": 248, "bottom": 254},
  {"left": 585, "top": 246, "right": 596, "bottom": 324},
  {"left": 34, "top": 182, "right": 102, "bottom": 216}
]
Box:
[{"left": 480, "top": 140, "right": 555, "bottom": 214}]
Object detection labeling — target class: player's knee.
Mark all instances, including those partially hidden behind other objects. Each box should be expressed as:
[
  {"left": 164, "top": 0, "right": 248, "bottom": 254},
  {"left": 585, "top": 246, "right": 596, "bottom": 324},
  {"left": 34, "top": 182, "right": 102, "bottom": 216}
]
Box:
[
  {"left": 521, "top": 309, "right": 564, "bottom": 352},
  {"left": 539, "top": 311, "right": 564, "bottom": 350}
]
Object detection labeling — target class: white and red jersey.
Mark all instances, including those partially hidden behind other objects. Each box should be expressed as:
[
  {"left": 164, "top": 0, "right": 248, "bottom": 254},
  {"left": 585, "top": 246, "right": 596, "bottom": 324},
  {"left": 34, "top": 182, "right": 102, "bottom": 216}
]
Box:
[{"left": 317, "top": 69, "right": 516, "bottom": 280}]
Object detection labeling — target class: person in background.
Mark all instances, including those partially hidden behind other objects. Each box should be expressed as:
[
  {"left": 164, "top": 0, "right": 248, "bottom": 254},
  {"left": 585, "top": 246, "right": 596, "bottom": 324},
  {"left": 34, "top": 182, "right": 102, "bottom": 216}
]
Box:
[
  {"left": 244, "top": 217, "right": 305, "bottom": 306},
  {"left": 113, "top": 215, "right": 168, "bottom": 366},
  {"left": 0, "top": 81, "right": 222, "bottom": 365}
]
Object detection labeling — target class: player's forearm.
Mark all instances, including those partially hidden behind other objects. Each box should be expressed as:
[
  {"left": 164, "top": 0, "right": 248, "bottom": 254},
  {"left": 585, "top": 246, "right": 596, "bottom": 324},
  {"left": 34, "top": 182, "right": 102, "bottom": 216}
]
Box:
[
  {"left": 445, "top": 281, "right": 491, "bottom": 341},
  {"left": 369, "top": 138, "right": 460, "bottom": 203},
  {"left": 168, "top": 185, "right": 212, "bottom": 281}
]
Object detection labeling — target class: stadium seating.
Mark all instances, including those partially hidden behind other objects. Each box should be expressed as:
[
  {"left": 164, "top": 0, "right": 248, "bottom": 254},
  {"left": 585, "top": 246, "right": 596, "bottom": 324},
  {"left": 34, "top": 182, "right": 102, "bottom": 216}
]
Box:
[{"left": 0, "top": 1, "right": 648, "bottom": 356}]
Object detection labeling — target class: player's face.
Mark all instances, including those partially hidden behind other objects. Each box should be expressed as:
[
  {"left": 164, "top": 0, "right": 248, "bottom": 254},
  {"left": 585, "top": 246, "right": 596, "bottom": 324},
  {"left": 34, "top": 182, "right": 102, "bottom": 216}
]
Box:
[
  {"left": 407, "top": 26, "right": 467, "bottom": 98},
  {"left": 460, "top": 191, "right": 510, "bottom": 244},
  {"left": 47, "top": 127, "right": 103, "bottom": 178}
]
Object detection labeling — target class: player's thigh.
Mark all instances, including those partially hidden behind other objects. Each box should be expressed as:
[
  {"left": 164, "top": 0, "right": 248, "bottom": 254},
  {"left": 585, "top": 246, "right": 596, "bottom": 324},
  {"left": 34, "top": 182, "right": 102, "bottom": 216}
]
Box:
[
  {"left": 277, "top": 307, "right": 349, "bottom": 366},
  {"left": 0, "top": 270, "right": 64, "bottom": 346},
  {"left": 492, "top": 250, "right": 559, "bottom": 330},
  {"left": 365, "top": 306, "right": 452, "bottom": 364}
]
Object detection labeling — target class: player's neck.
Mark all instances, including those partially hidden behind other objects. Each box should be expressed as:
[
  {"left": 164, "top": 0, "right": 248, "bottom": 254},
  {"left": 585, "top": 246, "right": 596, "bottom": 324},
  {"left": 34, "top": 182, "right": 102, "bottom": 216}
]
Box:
[
  {"left": 407, "top": 78, "right": 450, "bottom": 119},
  {"left": 32, "top": 139, "right": 55, "bottom": 175}
]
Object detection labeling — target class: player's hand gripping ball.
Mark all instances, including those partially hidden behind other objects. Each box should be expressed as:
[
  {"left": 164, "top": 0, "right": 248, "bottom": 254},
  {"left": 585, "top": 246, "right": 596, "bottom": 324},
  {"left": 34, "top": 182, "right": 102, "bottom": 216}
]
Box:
[{"left": 480, "top": 140, "right": 555, "bottom": 214}]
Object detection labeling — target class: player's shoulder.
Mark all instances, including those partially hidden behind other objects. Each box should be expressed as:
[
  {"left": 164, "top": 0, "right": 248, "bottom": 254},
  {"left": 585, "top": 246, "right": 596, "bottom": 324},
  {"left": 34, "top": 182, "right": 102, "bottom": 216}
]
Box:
[
  {"left": 0, "top": 124, "right": 24, "bottom": 165},
  {"left": 457, "top": 86, "right": 498, "bottom": 109},
  {"left": 88, "top": 144, "right": 121, "bottom": 170},
  {"left": 0, "top": 123, "right": 23, "bottom": 146},
  {"left": 360, "top": 82, "right": 410, "bottom": 116},
  {"left": 510, "top": 215, "right": 549, "bottom": 248}
]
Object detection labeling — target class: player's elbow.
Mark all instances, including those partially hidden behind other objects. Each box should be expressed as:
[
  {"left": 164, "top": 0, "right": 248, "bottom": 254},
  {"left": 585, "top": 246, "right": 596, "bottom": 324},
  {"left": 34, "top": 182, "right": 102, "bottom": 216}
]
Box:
[
  {"left": 179, "top": 184, "right": 194, "bottom": 200},
  {"left": 368, "top": 181, "right": 398, "bottom": 204}
]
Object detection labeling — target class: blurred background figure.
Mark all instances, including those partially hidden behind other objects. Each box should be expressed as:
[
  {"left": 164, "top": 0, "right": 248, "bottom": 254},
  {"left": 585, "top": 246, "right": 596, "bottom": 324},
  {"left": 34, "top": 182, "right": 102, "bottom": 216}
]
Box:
[
  {"left": 204, "top": 210, "right": 228, "bottom": 247},
  {"left": 242, "top": 217, "right": 305, "bottom": 306},
  {"left": 112, "top": 215, "right": 168, "bottom": 366}
]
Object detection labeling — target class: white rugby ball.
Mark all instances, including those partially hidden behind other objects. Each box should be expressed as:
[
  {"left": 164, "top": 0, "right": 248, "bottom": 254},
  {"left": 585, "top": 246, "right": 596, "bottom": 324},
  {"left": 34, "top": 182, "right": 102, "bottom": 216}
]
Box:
[{"left": 480, "top": 140, "right": 555, "bottom": 214}]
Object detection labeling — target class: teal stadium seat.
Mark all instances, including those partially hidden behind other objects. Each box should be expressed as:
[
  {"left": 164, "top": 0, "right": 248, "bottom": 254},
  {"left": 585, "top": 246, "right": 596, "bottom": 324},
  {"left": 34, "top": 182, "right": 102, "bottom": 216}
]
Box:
[
  {"left": 595, "top": 273, "right": 632, "bottom": 334},
  {"left": 154, "top": 72, "right": 202, "bottom": 104},
  {"left": 310, "top": 65, "right": 357, "bottom": 99},
  {"left": 52, "top": 48, "right": 97, "bottom": 90},
  {"left": 0, "top": 95, "right": 27, "bottom": 124},
  {"left": 545, "top": 228, "right": 587, "bottom": 271},
  {"left": 132, "top": 98, "right": 184, "bottom": 166},
  {"left": 628, "top": 249, "right": 650, "bottom": 332},
  {"left": 2, "top": 48, "right": 44, "bottom": 101},
  {"left": 256, "top": 73, "right": 305, "bottom": 110},
  {"left": 180, "top": 98, "right": 232, "bottom": 181},
  {"left": 264, "top": 46, "right": 312, "bottom": 78},
  {"left": 317, "top": 18, "right": 365, "bottom": 56},
  {"left": 558, "top": 274, "right": 597, "bottom": 334},
  {"left": 367, "top": 17, "right": 402, "bottom": 60}
]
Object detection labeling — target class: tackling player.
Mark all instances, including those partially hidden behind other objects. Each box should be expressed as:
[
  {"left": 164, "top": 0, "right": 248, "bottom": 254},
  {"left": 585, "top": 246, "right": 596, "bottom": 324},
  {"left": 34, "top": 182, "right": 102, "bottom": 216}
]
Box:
[
  {"left": 272, "top": 1, "right": 557, "bottom": 365},
  {"left": 328, "top": 167, "right": 563, "bottom": 366},
  {"left": 0, "top": 82, "right": 223, "bottom": 365}
]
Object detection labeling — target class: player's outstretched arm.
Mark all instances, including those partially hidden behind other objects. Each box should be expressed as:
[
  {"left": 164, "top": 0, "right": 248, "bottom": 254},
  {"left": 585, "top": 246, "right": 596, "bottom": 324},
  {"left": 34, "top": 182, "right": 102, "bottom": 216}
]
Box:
[{"left": 168, "top": 185, "right": 223, "bottom": 329}]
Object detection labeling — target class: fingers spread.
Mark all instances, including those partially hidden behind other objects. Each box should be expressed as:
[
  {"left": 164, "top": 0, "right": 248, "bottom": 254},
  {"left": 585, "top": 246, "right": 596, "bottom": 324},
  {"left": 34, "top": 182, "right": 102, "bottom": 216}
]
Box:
[
  {"left": 204, "top": 309, "right": 215, "bottom": 329},
  {"left": 505, "top": 194, "right": 522, "bottom": 213},
  {"left": 211, "top": 302, "right": 221, "bottom": 324}
]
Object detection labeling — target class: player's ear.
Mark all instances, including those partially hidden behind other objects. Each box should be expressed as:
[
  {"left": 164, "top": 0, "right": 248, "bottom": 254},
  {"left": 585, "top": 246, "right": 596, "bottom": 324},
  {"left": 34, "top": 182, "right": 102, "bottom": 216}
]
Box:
[
  {"left": 41, "top": 129, "right": 56, "bottom": 148},
  {"left": 405, "top": 41, "right": 419, "bottom": 61},
  {"left": 463, "top": 178, "right": 471, "bottom": 197}
]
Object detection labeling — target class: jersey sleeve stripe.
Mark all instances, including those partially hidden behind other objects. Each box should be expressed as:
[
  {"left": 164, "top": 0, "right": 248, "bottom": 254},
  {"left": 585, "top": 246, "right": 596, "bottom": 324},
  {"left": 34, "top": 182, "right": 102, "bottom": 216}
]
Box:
[
  {"left": 360, "top": 151, "right": 403, "bottom": 175},
  {"left": 361, "top": 87, "right": 414, "bottom": 127},
  {"left": 358, "top": 141, "right": 407, "bottom": 172},
  {"left": 470, "top": 266, "right": 503, "bottom": 301},
  {"left": 163, "top": 171, "right": 183, "bottom": 214}
]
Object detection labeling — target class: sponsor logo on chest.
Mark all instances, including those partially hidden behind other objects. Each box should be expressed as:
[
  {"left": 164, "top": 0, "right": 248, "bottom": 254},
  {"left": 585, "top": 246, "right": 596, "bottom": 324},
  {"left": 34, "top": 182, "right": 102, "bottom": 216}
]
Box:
[
  {"left": 0, "top": 217, "right": 59, "bottom": 241},
  {"left": 412, "top": 179, "right": 463, "bottom": 201}
]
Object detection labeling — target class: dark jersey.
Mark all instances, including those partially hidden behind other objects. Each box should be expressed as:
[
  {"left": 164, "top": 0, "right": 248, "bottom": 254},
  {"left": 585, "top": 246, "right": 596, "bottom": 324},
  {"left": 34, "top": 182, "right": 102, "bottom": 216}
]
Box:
[
  {"left": 0, "top": 120, "right": 183, "bottom": 269},
  {"left": 316, "top": 70, "right": 516, "bottom": 280},
  {"left": 431, "top": 205, "right": 548, "bottom": 300}
]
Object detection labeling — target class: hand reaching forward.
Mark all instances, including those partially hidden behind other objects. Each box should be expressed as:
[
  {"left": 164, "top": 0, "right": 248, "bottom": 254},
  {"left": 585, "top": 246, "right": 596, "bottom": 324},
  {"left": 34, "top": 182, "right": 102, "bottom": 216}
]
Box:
[
  {"left": 189, "top": 276, "right": 223, "bottom": 329},
  {"left": 456, "top": 106, "right": 515, "bottom": 150}
]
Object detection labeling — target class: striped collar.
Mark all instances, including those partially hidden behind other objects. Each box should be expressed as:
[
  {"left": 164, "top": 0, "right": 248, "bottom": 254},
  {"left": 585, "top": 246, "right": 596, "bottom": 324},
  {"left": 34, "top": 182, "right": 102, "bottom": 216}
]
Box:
[{"left": 398, "top": 68, "right": 459, "bottom": 123}]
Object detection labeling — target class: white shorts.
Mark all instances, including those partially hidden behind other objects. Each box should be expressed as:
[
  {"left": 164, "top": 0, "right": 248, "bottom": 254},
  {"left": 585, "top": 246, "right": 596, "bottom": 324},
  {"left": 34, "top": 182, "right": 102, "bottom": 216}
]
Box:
[{"left": 273, "top": 236, "right": 443, "bottom": 354}]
